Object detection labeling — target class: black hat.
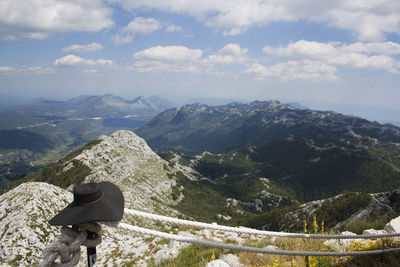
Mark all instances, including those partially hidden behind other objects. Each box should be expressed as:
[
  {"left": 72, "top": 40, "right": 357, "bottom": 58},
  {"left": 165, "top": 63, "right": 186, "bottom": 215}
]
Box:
[{"left": 49, "top": 182, "right": 124, "bottom": 226}]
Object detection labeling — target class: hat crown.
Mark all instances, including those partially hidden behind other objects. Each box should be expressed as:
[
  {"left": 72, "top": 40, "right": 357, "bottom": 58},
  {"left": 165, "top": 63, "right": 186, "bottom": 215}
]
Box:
[
  {"left": 73, "top": 183, "right": 103, "bottom": 205},
  {"left": 49, "top": 181, "right": 124, "bottom": 225}
]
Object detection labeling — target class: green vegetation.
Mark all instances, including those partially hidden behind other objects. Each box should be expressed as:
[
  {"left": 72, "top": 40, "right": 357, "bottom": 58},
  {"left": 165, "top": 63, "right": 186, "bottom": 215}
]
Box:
[
  {"left": 344, "top": 217, "right": 388, "bottom": 234},
  {"left": 190, "top": 138, "right": 400, "bottom": 203},
  {"left": 172, "top": 171, "right": 239, "bottom": 224},
  {"left": 315, "top": 193, "right": 372, "bottom": 229},
  {"left": 0, "top": 129, "right": 53, "bottom": 152},
  {"left": 159, "top": 136, "right": 400, "bottom": 232},
  {"left": 150, "top": 244, "right": 223, "bottom": 267},
  {"left": 151, "top": 234, "right": 400, "bottom": 267},
  {"left": 23, "top": 159, "right": 91, "bottom": 188},
  {"left": 239, "top": 206, "right": 295, "bottom": 231}
]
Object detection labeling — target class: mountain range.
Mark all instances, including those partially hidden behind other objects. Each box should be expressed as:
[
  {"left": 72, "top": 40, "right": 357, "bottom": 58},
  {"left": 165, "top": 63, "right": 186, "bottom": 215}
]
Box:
[
  {"left": 136, "top": 101, "right": 400, "bottom": 201},
  {"left": 0, "top": 94, "right": 173, "bottom": 186},
  {"left": 2, "top": 99, "right": 400, "bottom": 265},
  {"left": 136, "top": 100, "right": 400, "bottom": 155}
]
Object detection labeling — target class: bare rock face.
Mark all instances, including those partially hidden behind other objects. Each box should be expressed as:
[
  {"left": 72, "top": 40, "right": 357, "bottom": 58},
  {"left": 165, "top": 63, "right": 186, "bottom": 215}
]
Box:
[
  {"left": 0, "top": 182, "right": 72, "bottom": 266},
  {"left": 0, "top": 130, "right": 189, "bottom": 266},
  {"left": 74, "top": 130, "right": 180, "bottom": 215}
]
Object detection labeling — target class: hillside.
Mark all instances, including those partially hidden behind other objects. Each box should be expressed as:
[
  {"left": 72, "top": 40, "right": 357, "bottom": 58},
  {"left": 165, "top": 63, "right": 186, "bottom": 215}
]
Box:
[
  {"left": 136, "top": 101, "right": 400, "bottom": 201},
  {"left": 136, "top": 100, "right": 400, "bottom": 154},
  {"left": 0, "top": 130, "right": 191, "bottom": 265},
  {"left": 0, "top": 130, "right": 263, "bottom": 265},
  {"left": 8, "top": 130, "right": 182, "bottom": 215},
  {"left": 0, "top": 94, "right": 173, "bottom": 186}
]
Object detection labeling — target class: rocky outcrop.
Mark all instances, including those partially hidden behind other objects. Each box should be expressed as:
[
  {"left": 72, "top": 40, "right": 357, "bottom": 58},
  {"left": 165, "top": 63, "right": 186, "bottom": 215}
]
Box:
[
  {"left": 384, "top": 216, "right": 400, "bottom": 233},
  {"left": 74, "top": 130, "right": 180, "bottom": 215},
  {"left": 0, "top": 182, "right": 71, "bottom": 265}
]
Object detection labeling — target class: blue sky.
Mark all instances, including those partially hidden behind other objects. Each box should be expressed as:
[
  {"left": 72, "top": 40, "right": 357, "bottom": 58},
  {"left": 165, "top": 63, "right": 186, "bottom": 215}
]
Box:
[{"left": 1, "top": 0, "right": 400, "bottom": 122}]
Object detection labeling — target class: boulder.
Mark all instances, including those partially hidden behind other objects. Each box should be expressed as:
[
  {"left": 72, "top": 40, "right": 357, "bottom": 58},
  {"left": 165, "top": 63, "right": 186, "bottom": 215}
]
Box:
[
  {"left": 362, "top": 229, "right": 388, "bottom": 235},
  {"left": 154, "top": 240, "right": 184, "bottom": 264},
  {"left": 206, "top": 259, "right": 231, "bottom": 267},
  {"left": 384, "top": 216, "right": 400, "bottom": 233},
  {"left": 265, "top": 245, "right": 278, "bottom": 250},
  {"left": 221, "top": 254, "right": 244, "bottom": 267},
  {"left": 323, "top": 231, "right": 358, "bottom": 252}
]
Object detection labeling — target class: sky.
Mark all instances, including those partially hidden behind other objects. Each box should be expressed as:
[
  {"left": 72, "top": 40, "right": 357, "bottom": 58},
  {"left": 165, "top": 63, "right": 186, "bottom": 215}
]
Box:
[{"left": 1, "top": 0, "right": 400, "bottom": 122}]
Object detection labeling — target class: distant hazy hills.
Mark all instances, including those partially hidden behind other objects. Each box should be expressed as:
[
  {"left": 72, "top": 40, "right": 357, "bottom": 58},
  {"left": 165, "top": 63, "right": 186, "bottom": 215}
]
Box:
[{"left": 0, "top": 94, "right": 173, "bottom": 185}]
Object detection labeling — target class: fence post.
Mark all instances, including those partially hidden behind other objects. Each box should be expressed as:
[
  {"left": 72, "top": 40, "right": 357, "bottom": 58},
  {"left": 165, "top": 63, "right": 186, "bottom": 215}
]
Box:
[
  {"left": 86, "top": 231, "right": 98, "bottom": 267},
  {"left": 305, "top": 255, "right": 309, "bottom": 267}
]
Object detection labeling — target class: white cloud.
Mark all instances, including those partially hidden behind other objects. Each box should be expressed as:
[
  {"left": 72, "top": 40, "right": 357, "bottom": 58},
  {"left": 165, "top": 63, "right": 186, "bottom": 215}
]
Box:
[
  {"left": 130, "top": 60, "right": 202, "bottom": 73},
  {"left": 0, "top": 0, "right": 113, "bottom": 40},
  {"left": 110, "top": 0, "right": 400, "bottom": 41},
  {"left": 262, "top": 40, "right": 400, "bottom": 72},
  {"left": 166, "top": 24, "right": 183, "bottom": 32},
  {"left": 131, "top": 45, "right": 227, "bottom": 74},
  {"left": 54, "top": 54, "right": 114, "bottom": 67},
  {"left": 0, "top": 65, "right": 54, "bottom": 75},
  {"left": 332, "top": 53, "right": 396, "bottom": 71},
  {"left": 206, "top": 43, "right": 249, "bottom": 65},
  {"left": 125, "top": 17, "right": 162, "bottom": 33},
  {"left": 223, "top": 28, "right": 246, "bottom": 37},
  {"left": 263, "top": 40, "right": 337, "bottom": 58},
  {"left": 112, "top": 17, "right": 161, "bottom": 45},
  {"left": 134, "top": 46, "right": 203, "bottom": 62},
  {"left": 112, "top": 34, "right": 134, "bottom": 46},
  {"left": 324, "top": 8, "right": 397, "bottom": 41},
  {"left": 245, "top": 61, "right": 338, "bottom": 81},
  {"left": 62, "top": 43, "right": 104, "bottom": 53},
  {"left": 341, "top": 41, "right": 400, "bottom": 55}
]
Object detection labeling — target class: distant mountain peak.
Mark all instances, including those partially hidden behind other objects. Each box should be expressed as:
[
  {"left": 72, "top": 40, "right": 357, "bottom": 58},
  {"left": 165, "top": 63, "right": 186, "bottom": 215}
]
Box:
[
  {"left": 130, "top": 96, "right": 158, "bottom": 111},
  {"left": 70, "top": 130, "right": 180, "bottom": 213}
]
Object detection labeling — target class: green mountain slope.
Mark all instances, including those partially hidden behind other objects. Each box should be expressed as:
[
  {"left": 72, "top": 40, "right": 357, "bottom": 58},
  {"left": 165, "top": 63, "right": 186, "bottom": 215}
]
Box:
[
  {"left": 183, "top": 138, "right": 400, "bottom": 202},
  {"left": 135, "top": 100, "right": 400, "bottom": 203},
  {"left": 136, "top": 101, "right": 400, "bottom": 155}
]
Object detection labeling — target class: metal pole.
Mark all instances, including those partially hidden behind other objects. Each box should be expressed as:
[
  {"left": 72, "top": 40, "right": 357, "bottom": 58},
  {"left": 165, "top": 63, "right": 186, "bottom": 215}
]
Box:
[{"left": 86, "top": 231, "right": 98, "bottom": 267}]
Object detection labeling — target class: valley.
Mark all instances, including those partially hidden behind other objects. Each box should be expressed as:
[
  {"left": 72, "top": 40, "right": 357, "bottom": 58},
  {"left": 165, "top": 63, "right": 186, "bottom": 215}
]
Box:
[{"left": 0, "top": 94, "right": 173, "bottom": 185}]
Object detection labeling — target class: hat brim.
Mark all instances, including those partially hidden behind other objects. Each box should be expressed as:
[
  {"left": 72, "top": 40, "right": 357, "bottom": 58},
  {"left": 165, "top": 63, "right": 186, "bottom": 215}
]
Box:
[{"left": 49, "top": 182, "right": 124, "bottom": 226}]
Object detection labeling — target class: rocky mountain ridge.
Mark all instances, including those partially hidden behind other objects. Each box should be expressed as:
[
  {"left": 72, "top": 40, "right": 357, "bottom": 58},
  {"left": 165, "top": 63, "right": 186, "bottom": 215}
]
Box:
[
  {"left": 136, "top": 100, "right": 400, "bottom": 202},
  {"left": 136, "top": 100, "right": 400, "bottom": 155},
  {"left": 0, "top": 130, "right": 186, "bottom": 265}
]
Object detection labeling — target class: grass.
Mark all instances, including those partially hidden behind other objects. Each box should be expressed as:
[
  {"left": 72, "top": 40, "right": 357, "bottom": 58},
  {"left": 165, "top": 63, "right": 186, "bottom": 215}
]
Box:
[
  {"left": 148, "top": 219, "right": 400, "bottom": 267},
  {"left": 344, "top": 217, "right": 389, "bottom": 234},
  {"left": 150, "top": 244, "right": 224, "bottom": 267},
  {"left": 233, "top": 235, "right": 400, "bottom": 267}
]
